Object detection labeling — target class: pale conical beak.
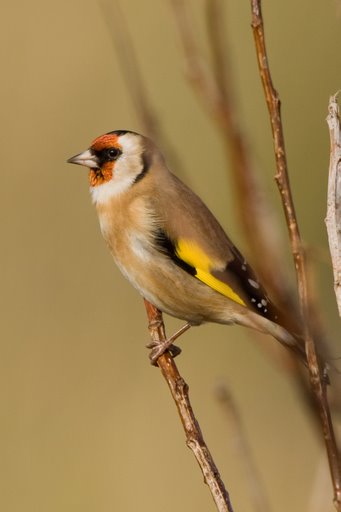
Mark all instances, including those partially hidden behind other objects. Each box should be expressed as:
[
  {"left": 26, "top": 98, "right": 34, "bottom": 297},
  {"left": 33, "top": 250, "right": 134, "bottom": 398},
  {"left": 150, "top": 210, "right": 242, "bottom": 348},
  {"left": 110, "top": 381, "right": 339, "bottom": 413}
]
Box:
[{"left": 67, "top": 149, "right": 99, "bottom": 169}]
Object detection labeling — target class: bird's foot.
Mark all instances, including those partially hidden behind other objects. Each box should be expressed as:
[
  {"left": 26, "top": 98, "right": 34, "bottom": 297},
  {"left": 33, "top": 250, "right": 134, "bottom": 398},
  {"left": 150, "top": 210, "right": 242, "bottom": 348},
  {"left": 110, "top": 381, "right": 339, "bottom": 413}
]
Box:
[
  {"left": 146, "top": 322, "right": 191, "bottom": 366},
  {"left": 147, "top": 340, "right": 182, "bottom": 365}
]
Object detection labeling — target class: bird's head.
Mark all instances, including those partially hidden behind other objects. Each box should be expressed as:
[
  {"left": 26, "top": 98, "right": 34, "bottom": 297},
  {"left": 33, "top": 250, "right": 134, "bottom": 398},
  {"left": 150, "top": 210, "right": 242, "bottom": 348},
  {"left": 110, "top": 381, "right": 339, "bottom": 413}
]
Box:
[{"left": 67, "top": 130, "right": 155, "bottom": 203}]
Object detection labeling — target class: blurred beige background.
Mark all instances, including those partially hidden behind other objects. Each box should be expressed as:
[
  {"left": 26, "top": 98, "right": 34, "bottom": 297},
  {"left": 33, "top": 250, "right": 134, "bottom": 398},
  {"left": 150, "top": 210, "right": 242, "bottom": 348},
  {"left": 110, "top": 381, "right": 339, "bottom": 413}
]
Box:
[{"left": 1, "top": 1, "right": 341, "bottom": 511}]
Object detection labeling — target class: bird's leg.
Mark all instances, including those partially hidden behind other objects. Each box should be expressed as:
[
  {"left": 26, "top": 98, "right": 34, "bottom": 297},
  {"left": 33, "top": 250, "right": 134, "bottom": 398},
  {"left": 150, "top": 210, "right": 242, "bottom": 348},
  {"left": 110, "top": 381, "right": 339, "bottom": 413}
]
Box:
[{"left": 147, "top": 322, "right": 191, "bottom": 365}]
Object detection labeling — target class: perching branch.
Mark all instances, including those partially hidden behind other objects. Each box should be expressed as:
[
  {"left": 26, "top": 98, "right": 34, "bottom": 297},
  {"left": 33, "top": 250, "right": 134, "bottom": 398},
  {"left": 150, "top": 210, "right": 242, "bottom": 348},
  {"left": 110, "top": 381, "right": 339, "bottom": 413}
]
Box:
[
  {"left": 101, "top": 3, "right": 233, "bottom": 509},
  {"left": 250, "top": 1, "right": 341, "bottom": 509},
  {"left": 144, "top": 300, "right": 235, "bottom": 512},
  {"left": 326, "top": 94, "right": 341, "bottom": 317}
]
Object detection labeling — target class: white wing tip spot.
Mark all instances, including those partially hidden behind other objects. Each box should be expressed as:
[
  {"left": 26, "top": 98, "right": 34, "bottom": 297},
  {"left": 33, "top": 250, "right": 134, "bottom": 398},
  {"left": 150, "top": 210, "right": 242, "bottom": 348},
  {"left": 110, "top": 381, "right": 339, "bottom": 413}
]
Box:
[{"left": 248, "top": 279, "right": 260, "bottom": 289}]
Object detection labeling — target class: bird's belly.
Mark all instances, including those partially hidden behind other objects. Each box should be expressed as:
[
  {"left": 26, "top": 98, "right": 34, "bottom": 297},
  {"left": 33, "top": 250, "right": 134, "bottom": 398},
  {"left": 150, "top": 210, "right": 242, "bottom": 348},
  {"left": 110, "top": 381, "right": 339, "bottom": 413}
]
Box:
[{"left": 109, "top": 235, "right": 205, "bottom": 323}]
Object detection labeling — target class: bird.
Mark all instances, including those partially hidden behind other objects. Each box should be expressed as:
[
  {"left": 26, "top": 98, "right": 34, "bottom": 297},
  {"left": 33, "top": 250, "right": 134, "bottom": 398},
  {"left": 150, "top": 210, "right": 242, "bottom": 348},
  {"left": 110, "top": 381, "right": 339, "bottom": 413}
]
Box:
[{"left": 67, "top": 129, "right": 306, "bottom": 365}]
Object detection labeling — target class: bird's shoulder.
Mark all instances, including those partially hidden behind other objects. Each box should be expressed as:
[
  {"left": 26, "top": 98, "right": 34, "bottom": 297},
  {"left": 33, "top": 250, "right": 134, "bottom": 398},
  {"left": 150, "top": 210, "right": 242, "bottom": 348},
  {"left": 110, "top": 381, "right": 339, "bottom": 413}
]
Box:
[{"left": 149, "top": 171, "right": 234, "bottom": 265}]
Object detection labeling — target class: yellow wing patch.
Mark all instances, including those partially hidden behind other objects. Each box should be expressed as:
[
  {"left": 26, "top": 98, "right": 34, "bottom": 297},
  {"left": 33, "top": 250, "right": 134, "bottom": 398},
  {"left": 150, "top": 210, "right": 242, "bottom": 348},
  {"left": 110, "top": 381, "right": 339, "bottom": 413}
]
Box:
[{"left": 176, "top": 239, "right": 245, "bottom": 306}]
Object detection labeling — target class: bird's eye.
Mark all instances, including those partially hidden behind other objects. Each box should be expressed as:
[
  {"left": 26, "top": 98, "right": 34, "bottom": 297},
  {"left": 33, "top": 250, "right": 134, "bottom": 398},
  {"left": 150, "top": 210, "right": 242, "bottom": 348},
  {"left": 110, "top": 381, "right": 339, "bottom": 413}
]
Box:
[{"left": 105, "top": 147, "right": 121, "bottom": 161}]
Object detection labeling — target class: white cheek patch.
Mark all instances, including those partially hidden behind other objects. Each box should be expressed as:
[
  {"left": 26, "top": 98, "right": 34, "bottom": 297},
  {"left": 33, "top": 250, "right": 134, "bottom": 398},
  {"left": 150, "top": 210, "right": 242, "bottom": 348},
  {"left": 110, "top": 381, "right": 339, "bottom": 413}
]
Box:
[
  {"left": 119, "top": 133, "right": 139, "bottom": 153},
  {"left": 89, "top": 133, "right": 144, "bottom": 205}
]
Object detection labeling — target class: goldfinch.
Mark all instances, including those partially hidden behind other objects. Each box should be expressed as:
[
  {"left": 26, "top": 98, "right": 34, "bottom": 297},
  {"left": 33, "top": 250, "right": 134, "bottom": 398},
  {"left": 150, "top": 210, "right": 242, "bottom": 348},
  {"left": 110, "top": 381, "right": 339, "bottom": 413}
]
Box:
[{"left": 67, "top": 130, "right": 305, "bottom": 363}]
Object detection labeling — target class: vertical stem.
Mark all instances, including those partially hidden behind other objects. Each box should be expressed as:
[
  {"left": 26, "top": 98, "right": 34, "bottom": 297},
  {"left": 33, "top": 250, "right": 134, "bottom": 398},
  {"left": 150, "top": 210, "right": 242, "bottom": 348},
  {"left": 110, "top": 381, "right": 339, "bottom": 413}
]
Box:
[
  {"left": 250, "top": 2, "right": 341, "bottom": 509},
  {"left": 326, "top": 94, "right": 341, "bottom": 316}
]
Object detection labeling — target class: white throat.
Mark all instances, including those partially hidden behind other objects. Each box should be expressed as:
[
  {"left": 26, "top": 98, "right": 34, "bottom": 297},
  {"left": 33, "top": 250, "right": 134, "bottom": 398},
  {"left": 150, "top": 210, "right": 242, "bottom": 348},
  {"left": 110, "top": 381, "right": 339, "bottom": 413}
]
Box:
[{"left": 90, "top": 174, "right": 134, "bottom": 205}]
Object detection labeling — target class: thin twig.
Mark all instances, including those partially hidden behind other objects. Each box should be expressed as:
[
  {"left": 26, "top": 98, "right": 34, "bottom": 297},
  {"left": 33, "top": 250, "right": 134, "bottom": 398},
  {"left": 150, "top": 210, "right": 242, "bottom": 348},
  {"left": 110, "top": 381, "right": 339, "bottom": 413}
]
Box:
[
  {"left": 250, "top": 2, "right": 341, "bottom": 509},
  {"left": 326, "top": 94, "right": 341, "bottom": 316},
  {"left": 216, "top": 384, "right": 272, "bottom": 512},
  {"left": 144, "top": 300, "right": 235, "bottom": 512}
]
